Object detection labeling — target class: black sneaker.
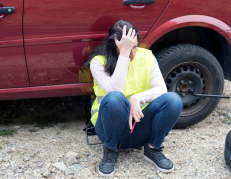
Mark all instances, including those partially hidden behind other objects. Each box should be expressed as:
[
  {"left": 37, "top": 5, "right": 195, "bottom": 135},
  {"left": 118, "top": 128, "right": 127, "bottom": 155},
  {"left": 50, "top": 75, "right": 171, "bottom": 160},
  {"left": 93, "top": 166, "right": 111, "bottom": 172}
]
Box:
[
  {"left": 143, "top": 142, "right": 174, "bottom": 173},
  {"left": 98, "top": 145, "right": 120, "bottom": 177}
]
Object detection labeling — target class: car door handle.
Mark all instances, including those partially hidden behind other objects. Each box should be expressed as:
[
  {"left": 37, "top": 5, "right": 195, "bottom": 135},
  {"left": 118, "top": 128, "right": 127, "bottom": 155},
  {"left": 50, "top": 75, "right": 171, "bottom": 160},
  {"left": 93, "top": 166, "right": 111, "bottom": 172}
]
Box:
[
  {"left": 123, "top": 0, "right": 155, "bottom": 5},
  {"left": 0, "top": 7, "right": 15, "bottom": 14}
]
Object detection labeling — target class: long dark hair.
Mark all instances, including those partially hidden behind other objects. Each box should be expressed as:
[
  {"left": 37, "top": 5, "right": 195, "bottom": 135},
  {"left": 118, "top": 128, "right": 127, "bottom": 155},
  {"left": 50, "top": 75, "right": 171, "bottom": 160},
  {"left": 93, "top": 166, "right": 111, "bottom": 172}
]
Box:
[{"left": 81, "top": 20, "right": 139, "bottom": 76}]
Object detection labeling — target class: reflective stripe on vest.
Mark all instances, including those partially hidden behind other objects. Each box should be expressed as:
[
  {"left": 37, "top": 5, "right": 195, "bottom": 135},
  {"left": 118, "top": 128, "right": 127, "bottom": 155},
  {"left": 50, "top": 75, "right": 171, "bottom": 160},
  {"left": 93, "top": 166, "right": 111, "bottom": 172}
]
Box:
[
  {"left": 90, "top": 47, "right": 154, "bottom": 126},
  {"left": 91, "top": 109, "right": 98, "bottom": 116}
]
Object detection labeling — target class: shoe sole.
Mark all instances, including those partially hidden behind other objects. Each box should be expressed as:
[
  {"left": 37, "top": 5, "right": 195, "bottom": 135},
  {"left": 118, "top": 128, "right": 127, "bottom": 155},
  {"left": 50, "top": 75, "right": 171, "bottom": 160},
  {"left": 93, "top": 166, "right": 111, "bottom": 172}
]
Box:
[
  {"left": 143, "top": 154, "right": 174, "bottom": 173},
  {"left": 98, "top": 167, "right": 114, "bottom": 177}
]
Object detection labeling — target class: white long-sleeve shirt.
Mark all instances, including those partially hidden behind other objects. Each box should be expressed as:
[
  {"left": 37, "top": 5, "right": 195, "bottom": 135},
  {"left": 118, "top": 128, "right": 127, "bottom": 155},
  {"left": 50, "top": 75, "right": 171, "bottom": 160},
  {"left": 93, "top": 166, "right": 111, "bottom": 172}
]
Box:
[{"left": 90, "top": 55, "right": 167, "bottom": 104}]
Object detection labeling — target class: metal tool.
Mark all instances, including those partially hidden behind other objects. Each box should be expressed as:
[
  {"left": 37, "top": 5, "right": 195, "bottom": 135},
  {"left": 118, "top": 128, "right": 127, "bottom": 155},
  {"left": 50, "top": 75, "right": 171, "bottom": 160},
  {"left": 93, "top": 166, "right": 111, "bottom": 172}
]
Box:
[{"left": 189, "top": 89, "right": 230, "bottom": 99}]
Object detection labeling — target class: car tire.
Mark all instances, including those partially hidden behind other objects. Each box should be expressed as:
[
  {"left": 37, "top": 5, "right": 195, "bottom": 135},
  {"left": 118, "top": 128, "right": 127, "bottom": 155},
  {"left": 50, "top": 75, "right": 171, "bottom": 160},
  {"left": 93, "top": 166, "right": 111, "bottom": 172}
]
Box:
[
  {"left": 155, "top": 44, "right": 224, "bottom": 127},
  {"left": 225, "top": 130, "right": 231, "bottom": 168}
]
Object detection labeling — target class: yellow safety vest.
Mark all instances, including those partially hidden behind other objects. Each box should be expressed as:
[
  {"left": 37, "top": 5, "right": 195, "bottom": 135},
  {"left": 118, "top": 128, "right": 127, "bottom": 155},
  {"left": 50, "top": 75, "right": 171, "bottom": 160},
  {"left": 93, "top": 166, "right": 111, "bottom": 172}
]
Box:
[{"left": 90, "top": 47, "right": 154, "bottom": 126}]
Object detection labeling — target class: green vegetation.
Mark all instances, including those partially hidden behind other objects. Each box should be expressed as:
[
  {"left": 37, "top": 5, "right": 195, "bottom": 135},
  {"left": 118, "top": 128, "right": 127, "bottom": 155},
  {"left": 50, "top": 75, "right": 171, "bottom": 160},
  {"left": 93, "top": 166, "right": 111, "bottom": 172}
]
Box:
[
  {"left": 0, "top": 129, "right": 16, "bottom": 136},
  {"left": 222, "top": 118, "right": 231, "bottom": 123},
  {"left": 0, "top": 146, "right": 2, "bottom": 150},
  {"left": 28, "top": 129, "right": 38, "bottom": 133},
  {"left": 207, "top": 134, "right": 215, "bottom": 137},
  {"left": 3, "top": 140, "right": 10, "bottom": 144}
]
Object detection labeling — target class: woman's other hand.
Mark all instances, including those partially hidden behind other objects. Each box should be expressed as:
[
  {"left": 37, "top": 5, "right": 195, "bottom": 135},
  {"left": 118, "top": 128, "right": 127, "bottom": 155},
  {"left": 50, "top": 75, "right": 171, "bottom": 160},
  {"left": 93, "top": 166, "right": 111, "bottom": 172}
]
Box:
[
  {"left": 114, "top": 25, "right": 137, "bottom": 58},
  {"left": 129, "top": 97, "right": 144, "bottom": 130}
]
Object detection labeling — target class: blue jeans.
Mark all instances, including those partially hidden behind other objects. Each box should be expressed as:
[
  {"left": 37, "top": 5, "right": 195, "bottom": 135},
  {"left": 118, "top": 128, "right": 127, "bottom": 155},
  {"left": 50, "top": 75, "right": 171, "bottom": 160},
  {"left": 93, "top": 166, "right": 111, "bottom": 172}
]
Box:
[{"left": 95, "top": 91, "right": 183, "bottom": 150}]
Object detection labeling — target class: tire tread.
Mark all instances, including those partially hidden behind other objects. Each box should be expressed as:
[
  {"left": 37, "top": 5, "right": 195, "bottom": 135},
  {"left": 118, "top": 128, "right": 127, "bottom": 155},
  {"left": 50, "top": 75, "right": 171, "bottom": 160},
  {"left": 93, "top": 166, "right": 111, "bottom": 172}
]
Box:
[
  {"left": 225, "top": 131, "right": 231, "bottom": 168},
  {"left": 156, "top": 44, "right": 212, "bottom": 64},
  {"left": 155, "top": 43, "right": 224, "bottom": 127}
]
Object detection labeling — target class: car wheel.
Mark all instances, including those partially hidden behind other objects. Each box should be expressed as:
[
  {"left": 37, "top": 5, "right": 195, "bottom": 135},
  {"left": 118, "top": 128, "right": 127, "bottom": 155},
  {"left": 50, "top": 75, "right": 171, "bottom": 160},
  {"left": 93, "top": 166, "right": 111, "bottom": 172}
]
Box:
[
  {"left": 225, "top": 130, "right": 231, "bottom": 168},
  {"left": 155, "top": 44, "right": 224, "bottom": 127}
]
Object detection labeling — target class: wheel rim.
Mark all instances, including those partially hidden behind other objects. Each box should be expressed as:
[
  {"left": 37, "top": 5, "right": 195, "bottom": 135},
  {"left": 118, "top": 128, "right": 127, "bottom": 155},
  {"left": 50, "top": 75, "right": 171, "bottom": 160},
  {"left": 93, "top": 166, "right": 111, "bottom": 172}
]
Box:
[{"left": 165, "top": 62, "right": 213, "bottom": 116}]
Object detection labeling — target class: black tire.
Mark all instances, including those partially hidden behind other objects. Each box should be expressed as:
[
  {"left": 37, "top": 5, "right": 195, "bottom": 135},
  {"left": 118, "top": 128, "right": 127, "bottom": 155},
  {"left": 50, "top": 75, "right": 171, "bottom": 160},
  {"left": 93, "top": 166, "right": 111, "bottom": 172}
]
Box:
[
  {"left": 155, "top": 44, "right": 224, "bottom": 127},
  {"left": 225, "top": 131, "right": 231, "bottom": 168}
]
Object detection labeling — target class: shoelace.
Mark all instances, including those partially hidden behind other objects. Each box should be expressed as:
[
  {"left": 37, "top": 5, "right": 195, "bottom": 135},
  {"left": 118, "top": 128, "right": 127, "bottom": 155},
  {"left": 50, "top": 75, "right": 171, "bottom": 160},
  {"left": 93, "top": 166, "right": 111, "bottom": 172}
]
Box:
[
  {"left": 151, "top": 146, "right": 166, "bottom": 160},
  {"left": 103, "top": 149, "right": 117, "bottom": 164}
]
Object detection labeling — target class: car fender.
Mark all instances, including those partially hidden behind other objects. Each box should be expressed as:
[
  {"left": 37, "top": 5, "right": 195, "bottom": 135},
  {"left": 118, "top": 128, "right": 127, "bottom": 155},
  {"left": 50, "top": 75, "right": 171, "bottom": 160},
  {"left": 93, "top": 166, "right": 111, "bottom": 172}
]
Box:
[{"left": 141, "top": 15, "right": 231, "bottom": 49}]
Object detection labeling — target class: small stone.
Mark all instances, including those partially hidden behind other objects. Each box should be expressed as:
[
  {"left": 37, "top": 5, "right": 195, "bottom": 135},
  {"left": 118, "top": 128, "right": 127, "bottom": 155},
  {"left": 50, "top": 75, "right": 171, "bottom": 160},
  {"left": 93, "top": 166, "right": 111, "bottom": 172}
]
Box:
[
  {"left": 200, "top": 136, "right": 209, "bottom": 140},
  {"left": 3, "top": 155, "right": 11, "bottom": 162},
  {"left": 212, "top": 112, "right": 218, "bottom": 116},
  {"left": 45, "top": 163, "right": 51, "bottom": 168},
  {"left": 29, "top": 108, "right": 34, "bottom": 111},
  {"left": 159, "top": 173, "right": 164, "bottom": 178},
  {"left": 41, "top": 167, "right": 51, "bottom": 177},
  {"left": 52, "top": 162, "right": 67, "bottom": 171},
  {"left": 68, "top": 164, "right": 82, "bottom": 172},
  {"left": 10, "top": 161, "right": 15, "bottom": 165},
  {"left": 23, "top": 156, "right": 29, "bottom": 162},
  {"left": 14, "top": 126, "right": 21, "bottom": 129},
  {"left": 115, "top": 172, "right": 123, "bottom": 177},
  {"left": 51, "top": 168, "right": 56, "bottom": 173},
  {"left": 75, "top": 153, "right": 84, "bottom": 159},
  {"left": 228, "top": 113, "right": 231, "bottom": 118},
  {"left": 85, "top": 152, "right": 90, "bottom": 157},
  {"left": 37, "top": 162, "right": 43, "bottom": 167},
  {"left": 33, "top": 169, "right": 40, "bottom": 173},
  {"left": 66, "top": 151, "right": 78, "bottom": 158},
  {"left": 65, "top": 168, "right": 74, "bottom": 176},
  {"left": 18, "top": 169, "right": 23, "bottom": 173},
  {"left": 66, "top": 155, "right": 78, "bottom": 166}
]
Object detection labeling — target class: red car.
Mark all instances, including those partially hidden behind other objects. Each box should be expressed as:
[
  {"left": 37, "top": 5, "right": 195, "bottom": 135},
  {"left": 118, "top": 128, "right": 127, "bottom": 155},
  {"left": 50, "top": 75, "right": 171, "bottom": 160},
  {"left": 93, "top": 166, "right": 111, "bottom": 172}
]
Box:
[{"left": 1, "top": 0, "right": 231, "bottom": 127}]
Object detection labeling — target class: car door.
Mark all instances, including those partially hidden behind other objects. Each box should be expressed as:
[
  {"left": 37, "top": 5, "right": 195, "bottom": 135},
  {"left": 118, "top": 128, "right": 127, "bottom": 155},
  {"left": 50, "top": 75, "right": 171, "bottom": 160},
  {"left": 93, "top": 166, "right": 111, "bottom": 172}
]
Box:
[
  {"left": 0, "top": 0, "right": 29, "bottom": 88},
  {"left": 23, "top": 0, "right": 169, "bottom": 87}
]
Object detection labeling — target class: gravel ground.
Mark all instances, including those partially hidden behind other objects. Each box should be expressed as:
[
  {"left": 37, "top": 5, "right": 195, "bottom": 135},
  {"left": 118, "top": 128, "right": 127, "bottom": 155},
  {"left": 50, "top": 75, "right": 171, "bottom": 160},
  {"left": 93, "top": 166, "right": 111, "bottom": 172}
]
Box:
[{"left": 1, "top": 81, "right": 231, "bottom": 179}]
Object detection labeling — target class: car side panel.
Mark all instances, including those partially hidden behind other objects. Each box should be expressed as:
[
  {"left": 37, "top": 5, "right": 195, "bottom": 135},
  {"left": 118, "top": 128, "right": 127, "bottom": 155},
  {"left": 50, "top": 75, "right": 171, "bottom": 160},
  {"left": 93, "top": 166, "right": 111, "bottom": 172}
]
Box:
[
  {"left": 23, "top": 0, "right": 170, "bottom": 86},
  {"left": 0, "top": 0, "right": 29, "bottom": 88},
  {"left": 24, "top": 0, "right": 169, "bottom": 38},
  {"left": 0, "top": 83, "right": 93, "bottom": 100},
  {"left": 148, "top": 0, "right": 231, "bottom": 33},
  {"left": 141, "top": 15, "right": 231, "bottom": 49},
  {"left": 24, "top": 41, "right": 99, "bottom": 86}
]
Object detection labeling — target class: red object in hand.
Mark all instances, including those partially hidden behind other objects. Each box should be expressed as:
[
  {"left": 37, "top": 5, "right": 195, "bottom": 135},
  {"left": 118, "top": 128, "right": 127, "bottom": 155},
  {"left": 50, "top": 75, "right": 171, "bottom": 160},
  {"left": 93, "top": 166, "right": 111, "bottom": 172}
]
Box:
[{"left": 128, "top": 120, "right": 136, "bottom": 133}]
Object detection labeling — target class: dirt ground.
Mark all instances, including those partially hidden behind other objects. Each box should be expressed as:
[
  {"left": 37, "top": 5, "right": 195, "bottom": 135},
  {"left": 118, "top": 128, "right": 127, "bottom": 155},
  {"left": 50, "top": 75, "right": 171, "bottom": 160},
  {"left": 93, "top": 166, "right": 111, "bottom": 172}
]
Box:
[{"left": 1, "top": 81, "right": 231, "bottom": 178}]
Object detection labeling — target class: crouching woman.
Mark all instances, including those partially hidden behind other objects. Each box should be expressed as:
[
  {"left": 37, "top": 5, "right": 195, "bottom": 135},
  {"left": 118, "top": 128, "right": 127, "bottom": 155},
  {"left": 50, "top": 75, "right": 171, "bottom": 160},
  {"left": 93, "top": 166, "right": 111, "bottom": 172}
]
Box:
[{"left": 82, "top": 20, "right": 183, "bottom": 177}]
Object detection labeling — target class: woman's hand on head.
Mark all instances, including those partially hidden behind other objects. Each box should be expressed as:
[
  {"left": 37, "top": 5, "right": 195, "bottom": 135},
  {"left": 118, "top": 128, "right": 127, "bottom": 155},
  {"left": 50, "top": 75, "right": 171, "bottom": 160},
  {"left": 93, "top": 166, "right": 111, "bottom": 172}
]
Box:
[
  {"left": 129, "top": 97, "right": 144, "bottom": 130},
  {"left": 114, "top": 25, "right": 137, "bottom": 58}
]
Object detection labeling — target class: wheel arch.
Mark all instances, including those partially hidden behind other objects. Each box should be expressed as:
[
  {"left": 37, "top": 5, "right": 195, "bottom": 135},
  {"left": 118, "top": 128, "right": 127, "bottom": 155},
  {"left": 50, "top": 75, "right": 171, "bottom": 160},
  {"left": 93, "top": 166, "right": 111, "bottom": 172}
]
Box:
[{"left": 141, "top": 15, "right": 231, "bottom": 81}]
